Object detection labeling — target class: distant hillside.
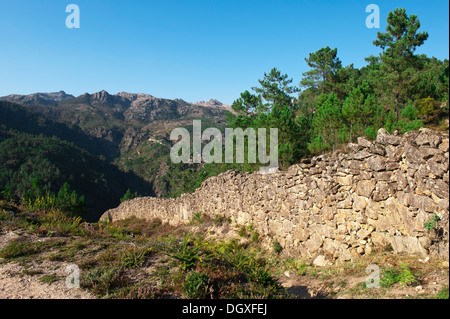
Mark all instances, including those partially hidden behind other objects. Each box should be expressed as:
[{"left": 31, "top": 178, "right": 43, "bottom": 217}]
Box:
[
  {"left": 0, "top": 100, "right": 157, "bottom": 221},
  {"left": 1, "top": 90, "right": 230, "bottom": 153},
  {"left": 1, "top": 91, "right": 75, "bottom": 105},
  {"left": 0, "top": 91, "right": 234, "bottom": 219}
]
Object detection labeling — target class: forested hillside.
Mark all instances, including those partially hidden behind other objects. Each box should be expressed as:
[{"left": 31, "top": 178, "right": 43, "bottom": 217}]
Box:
[{"left": 0, "top": 101, "right": 156, "bottom": 221}]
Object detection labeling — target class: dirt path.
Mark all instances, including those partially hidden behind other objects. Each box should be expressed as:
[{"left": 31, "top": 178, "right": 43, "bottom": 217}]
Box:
[
  {"left": 0, "top": 262, "right": 94, "bottom": 299},
  {"left": 0, "top": 231, "right": 94, "bottom": 299}
]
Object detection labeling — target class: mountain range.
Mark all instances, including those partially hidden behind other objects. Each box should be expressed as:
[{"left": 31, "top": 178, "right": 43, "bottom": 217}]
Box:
[{"left": 0, "top": 90, "right": 233, "bottom": 221}]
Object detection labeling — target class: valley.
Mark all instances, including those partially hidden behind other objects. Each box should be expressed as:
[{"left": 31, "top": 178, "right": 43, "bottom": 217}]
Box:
[{"left": 0, "top": 91, "right": 234, "bottom": 221}]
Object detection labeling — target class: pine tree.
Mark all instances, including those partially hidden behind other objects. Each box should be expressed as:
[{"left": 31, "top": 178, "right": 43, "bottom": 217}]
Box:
[
  {"left": 372, "top": 8, "right": 429, "bottom": 119},
  {"left": 252, "top": 68, "right": 299, "bottom": 111},
  {"left": 312, "top": 93, "right": 343, "bottom": 153},
  {"left": 301, "top": 47, "right": 342, "bottom": 94}
]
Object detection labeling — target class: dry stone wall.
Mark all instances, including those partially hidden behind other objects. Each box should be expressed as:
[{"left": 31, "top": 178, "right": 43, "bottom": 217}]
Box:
[{"left": 101, "top": 128, "right": 449, "bottom": 262}]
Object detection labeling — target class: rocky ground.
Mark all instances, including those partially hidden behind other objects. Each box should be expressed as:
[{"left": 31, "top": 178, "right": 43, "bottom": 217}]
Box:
[{"left": 1, "top": 224, "right": 448, "bottom": 300}]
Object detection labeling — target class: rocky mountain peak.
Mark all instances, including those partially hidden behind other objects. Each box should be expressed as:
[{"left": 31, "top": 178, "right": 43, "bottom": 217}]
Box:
[
  {"left": 194, "top": 98, "right": 233, "bottom": 112},
  {"left": 91, "top": 90, "right": 111, "bottom": 102},
  {"left": 195, "top": 99, "right": 225, "bottom": 107},
  {"left": 116, "top": 92, "right": 155, "bottom": 102},
  {"left": 0, "top": 91, "right": 75, "bottom": 105}
]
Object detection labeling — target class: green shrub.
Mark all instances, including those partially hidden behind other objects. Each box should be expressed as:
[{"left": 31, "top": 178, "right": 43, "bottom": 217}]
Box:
[
  {"left": 120, "top": 189, "right": 139, "bottom": 202},
  {"left": 434, "top": 286, "right": 449, "bottom": 299},
  {"left": 22, "top": 179, "right": 86, "bottom": 217},
  {"left": 380, "top": 263, "right": 417, "bottom": 288},
  {"left": 0, "top": 209, "right": 10, "bottom": 221},
  {"left": 424, "top": 214, "right": 441, "bottom": 232},
  {"left": 190, "top": 212, "right": 204, "bottom": 225},
  {"left": 120, "top": 245, "right": 147, "bottom": 268},
  {"left": 166, "top": 233, "right": 205, "bottom": 271},
  {"left": 238, "top": 225, "right": 247, "bottom": 237},
  {"left": 40, "top": 209, "right": 84, "bottom": 236},
  {"left": 364, "top": 126, "right": 377, "bottom": 140},
  {"left": 415, "top": 97, "right": 442, "bottom": 123},
  {"left": 273, "top": 240, "right": 283, "bottom": 254},
  {"left": 183, "top": 271, "right": 211, "bottom": 298},
  {"left": 38, "top": 274, "right": 62, "bottom": 284},
  {"left": 0, "top": 240, "right": 39, "bottom": 259},
  {"left": 251, "top": 231, "right": 259, "bottom": 242},
  {"left": 80, "top": 265, "right": 130, "bottom": 296}
]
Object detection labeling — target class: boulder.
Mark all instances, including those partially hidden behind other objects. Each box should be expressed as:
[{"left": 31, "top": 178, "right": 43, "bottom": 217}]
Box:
[
  {"left": 388, "top": 236, "right": 428, "bottom": 256},
  {"left": 439, "top": 138, "right": 449, "bottom": 152},
  {"left": 385, "top": 145, "right": 404, "bottom": 162},
  {"left": 384, "top": 135, "right": 402, "bottom": 146},
  {"left": 369, "top": 143, "right": 386, "bottom": 156},
  {"left": 426, "top": 179, "right": 449, "bottom": 199},
  {"left": 367, "top": 156, "right": 386, "bottom": 172},
  {"left": 376, "top": 128, "right": 390, "bottom": 145},
  {"left": 415, "top": 128, "right": 442, "bottom": 147},
  {"left": 357, "top": 136, "right": 372, "bottom": 148},
  {"left": 313, "top": 255, "right": 331, "bottom": 267}
]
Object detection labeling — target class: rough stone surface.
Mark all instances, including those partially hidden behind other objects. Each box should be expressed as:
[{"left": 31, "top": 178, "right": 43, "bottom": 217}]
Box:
[{"left": 101, "top": 129, "right": 449, "bottom": 262}]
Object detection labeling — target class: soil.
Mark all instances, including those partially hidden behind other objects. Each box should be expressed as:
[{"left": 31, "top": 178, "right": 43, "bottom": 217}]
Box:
[
  {"left": 0, "top": 231, "right": 94, "bottom": 299},
  {"left": 0, "top": 230, "right": 448, "bottom": 299}
]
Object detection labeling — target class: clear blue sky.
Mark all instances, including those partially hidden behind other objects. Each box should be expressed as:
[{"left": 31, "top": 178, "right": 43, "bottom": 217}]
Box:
[{"left": 0, "top": 0, "right": 448, "bottom": 105}]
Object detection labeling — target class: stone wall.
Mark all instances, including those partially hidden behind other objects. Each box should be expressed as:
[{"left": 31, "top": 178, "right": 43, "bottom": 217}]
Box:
[{"left": 101, "top": 128, "right": 449, "bottom": 262}]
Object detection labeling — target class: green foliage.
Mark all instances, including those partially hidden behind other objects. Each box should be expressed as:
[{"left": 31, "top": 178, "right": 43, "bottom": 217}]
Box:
[
  {"left": 80, "top": 265, "right": 130, "bottom": 296},
  {"left": 183, "top": 271, "right": 211, "bottom": 298},
  {"left": 273, "top": 240, "right": 283, "bottom": 254},
  {"left": 190, "top": 212, "right": 204, "bottom": 225},
  {"left": 310, "top": 93, "right": 343, "bottom": 152},
  {"left": 415, "top": 97, "right": 444, "bottom": 123},
  {"left": 0, "top": 238, "right": 63, "bottom": 260},
  {"left": 252, "top": 67, "right": 299, "bottom": 110},
  {"left": 308, "top": 134, "right": 329, "bottom": 154},
  {"left": 364, "top": 126, "right": 377, "bottom": 140},
  {"left": 40, "top": 209, "right": 84, "bottom": 236},
  {"left": 424, "top": 214, "right": 442, "bottom": 232},
  {"left": 166, "top": 233, "right": 207, "bottom": 271},
  {"left": 120, "top": 245, "right": 147, "bottom": 268},
  {"left": 301, "top": 46, "right": 342, "bottom": 94},
  {"left": 120, "top": 189, "right": 139, "bottom": 202},
  {"left": 380, "top": 263, "right": 417, "bottom": 288},
  {"left": 251, "top": 231, "right": 260, "bottom": 242},
  {"left": 371, "top": 8, "right": 429, "bottom": 119},
  {"left": 434, "top": 286, "right": 449, "bottom": 299},
  {"left": 22, "top": 178, "right": 86, "bottom": 217},
  {"left": 0, "top": 240, "right": 40, "bottom": 260}
]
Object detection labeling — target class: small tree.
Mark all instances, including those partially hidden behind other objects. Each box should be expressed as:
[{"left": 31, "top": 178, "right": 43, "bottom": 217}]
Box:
[{"left": 120, "top": 189, "right": 138, "bottom": 202}]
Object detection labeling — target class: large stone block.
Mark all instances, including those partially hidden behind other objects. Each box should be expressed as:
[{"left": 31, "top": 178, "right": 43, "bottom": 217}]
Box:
[
  {"left": 356, "top": 180, "right": 376, "bottom": 198},
  {"left": 388, "top": 235, "right": 428, "bottom": 256},
  {"left": 304, "top": 233, "right": 323, "bottom": 253},
  {"left": 357, "top": 136, "right": 372, "bottom": 148},
  {"left": 367, "top": 156, "right": 386, "bottom": 172},
  {"left": 310, "top": 223, "right": 336, "bottom": 238}
]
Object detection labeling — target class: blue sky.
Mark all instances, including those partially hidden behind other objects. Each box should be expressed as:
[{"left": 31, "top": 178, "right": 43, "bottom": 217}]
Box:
[{"left": 0, "top": 0, "right": 448, "bottom": 105}]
